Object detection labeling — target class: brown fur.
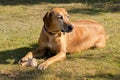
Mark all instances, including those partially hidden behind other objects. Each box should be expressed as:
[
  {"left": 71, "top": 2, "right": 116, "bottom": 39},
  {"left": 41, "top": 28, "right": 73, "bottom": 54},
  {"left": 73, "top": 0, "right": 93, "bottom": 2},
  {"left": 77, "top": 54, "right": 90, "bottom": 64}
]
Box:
[{"left": 20, "top": 8, "right": 108, "bottom": 70}]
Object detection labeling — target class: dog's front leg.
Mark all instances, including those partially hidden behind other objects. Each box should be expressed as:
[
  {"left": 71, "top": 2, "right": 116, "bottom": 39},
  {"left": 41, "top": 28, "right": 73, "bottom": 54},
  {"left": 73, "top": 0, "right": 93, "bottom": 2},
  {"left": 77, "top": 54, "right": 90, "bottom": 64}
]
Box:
[
  {"left": 19, "top": 48, "right": 46, "bottom": 66},
  {"left": 38, "top": 51, "right": 66, "bottom": 70}
]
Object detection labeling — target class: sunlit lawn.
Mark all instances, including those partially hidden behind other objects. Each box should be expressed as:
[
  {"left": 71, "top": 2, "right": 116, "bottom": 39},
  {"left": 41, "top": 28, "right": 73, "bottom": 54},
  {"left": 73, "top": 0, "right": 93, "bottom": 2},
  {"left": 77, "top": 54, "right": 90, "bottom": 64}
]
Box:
[{"left": 0, "top": 2, "right": 120, "bottom": 80}]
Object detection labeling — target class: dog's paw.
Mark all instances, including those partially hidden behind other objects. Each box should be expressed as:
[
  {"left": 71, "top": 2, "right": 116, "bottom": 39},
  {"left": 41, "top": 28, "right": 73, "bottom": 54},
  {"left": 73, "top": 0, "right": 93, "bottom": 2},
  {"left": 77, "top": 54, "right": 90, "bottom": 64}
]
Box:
[{"left": 38, "top": 62, "right": 48, "bottom": 70}]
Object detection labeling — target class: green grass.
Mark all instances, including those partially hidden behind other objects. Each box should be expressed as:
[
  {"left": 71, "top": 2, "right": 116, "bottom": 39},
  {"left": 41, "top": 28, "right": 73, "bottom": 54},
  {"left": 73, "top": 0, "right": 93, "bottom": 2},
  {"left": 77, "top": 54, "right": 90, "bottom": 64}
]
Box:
[{"left": 0, "top": 2, "right": 120, "bottom": 80}]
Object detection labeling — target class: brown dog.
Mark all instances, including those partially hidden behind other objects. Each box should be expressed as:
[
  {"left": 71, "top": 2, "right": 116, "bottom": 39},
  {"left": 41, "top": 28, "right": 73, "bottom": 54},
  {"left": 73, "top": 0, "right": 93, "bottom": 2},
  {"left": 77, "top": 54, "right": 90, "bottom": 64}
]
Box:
[{"left": 19, "top": 8, "right": 108, "bottom": 70}]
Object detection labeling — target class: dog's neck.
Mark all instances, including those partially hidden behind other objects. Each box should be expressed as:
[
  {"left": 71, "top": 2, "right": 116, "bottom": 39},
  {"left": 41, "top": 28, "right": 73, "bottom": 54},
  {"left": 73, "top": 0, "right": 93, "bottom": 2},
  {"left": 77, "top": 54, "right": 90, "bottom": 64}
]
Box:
[
  {"left": 44, "top": 25, "right": 62, "bottom": 35},
  {"left": 44, "top": 25, "right": 55, "bottom": 35}
]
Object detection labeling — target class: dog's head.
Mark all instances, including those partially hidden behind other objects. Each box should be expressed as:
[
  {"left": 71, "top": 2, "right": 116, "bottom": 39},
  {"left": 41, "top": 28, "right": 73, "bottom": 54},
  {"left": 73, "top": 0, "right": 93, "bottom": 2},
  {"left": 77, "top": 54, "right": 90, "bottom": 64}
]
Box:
[{"left": 43, "top": 8, "right": 74, "bottom": 33}]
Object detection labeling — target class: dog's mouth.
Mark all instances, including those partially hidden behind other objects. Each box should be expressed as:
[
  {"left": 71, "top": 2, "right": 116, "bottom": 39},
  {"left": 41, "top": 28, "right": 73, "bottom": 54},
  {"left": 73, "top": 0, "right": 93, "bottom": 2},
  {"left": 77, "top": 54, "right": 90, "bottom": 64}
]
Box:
[
  {"left": 61, "top": 29, "right": 72, "bottom": 33},
  {"left": 61, "top": 25, "right": 73, "bottom": 33}
]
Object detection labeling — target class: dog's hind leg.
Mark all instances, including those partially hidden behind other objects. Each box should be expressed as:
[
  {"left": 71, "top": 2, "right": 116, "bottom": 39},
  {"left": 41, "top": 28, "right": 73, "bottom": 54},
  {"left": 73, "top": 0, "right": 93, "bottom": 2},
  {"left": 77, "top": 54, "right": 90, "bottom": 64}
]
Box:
[{"left": 94, "top": 35, "right": 108, "bottom": 48}]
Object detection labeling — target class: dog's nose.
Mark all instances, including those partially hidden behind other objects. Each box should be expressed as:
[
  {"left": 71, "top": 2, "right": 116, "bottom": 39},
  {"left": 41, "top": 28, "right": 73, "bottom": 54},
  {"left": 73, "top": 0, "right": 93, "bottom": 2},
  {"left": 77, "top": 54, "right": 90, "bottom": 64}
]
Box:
[{"left": 68, "top": 25, "right": 74, "bottom": 31}]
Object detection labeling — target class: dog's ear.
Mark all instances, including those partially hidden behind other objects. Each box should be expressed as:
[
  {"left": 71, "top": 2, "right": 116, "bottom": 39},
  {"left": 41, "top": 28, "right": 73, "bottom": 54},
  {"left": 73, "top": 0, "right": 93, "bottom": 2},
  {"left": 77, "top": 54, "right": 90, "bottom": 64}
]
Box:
[
  {"left": 63, "top": 8, "right": 67, "bottom": 13},
  {"left": 43, "top": 11, "right": 53, "bottom": 28}
]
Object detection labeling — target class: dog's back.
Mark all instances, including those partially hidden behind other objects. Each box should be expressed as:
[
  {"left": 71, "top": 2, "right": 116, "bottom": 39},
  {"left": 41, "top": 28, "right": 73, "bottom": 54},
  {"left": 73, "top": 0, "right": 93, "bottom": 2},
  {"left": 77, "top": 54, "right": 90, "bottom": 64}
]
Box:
[{"left": 66, "top": 20, "right": 107, "bottom": 53}]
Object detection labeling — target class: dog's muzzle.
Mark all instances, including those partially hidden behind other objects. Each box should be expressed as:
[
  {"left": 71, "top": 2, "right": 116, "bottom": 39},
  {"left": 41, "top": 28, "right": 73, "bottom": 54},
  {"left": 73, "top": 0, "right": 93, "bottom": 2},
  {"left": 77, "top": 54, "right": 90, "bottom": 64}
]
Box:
[{"left": 62, "top": 25, "right": 74, "bottom": 32}]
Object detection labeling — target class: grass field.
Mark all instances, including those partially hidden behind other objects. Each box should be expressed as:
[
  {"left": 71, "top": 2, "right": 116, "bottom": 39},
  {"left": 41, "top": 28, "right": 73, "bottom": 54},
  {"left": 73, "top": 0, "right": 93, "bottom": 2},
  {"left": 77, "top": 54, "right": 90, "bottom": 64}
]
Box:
[{"left": 0, "top": 2, "right": 120, "bottom": 80}]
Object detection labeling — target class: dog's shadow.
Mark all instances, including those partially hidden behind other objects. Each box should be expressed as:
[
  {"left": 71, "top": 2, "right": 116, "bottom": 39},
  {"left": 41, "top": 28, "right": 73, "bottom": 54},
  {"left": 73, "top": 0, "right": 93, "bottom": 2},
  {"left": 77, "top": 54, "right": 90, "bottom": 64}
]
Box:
[
  {"left": 0, "top": 44, "right": 39, "bottom": 64},
  {"left": 0, "top": 44, "right": 57, "bottom": 64}
]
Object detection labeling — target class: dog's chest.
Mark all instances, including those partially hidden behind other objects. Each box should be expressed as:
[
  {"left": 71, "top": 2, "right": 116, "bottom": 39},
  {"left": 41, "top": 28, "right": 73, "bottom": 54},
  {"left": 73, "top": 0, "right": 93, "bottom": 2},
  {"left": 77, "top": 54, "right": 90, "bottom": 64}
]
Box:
[{"left": 47, "top": 36, "right": 60, "bottom": 51}]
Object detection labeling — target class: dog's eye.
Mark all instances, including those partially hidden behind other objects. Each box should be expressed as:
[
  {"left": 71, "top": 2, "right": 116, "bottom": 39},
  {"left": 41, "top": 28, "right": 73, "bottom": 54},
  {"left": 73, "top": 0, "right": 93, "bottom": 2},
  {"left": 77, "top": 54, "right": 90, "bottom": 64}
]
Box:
[
  {"left": 67, "top": 16, "right": 70, "bottom": 19},
  {"left": 58, "top": 16, "right": 63, "bottom": 20}
]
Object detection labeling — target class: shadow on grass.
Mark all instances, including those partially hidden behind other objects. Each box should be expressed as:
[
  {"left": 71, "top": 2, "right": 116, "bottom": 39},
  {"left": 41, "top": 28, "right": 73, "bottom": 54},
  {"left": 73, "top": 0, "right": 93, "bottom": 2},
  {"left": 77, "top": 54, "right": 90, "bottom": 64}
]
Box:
[
  {"left": 0, "top": 0, "right": 83, "bottom": 5},
  {"left": 57, "top": 71, "right": 120, "bottom": 80},
  {"left": 1, "top": 67, "right": 120, "bottom": 80},
  {"left": 68, "top": 8, "right": 109, "bottom": 15},
  {"left": 0, "top": 0, "right": 109, "bottom": 5},
  {"left": 0, "top": 0, "right": 119, "bottom": 15},
  {"left": 0, "top": 0, "right": 119, "bottom": 5},
  {"left": 68, "top": 6, "right": 120, "bottom": 15},
  {"left": 13, "top": 69, "right": 120, "bottom": 80},
  {"left": 67, "top": 48, "right": 110, "bottom": 61},
  {"left": 84, "top": 73, "right": 120, "bottom": 80},
  {"left": 0, "top": 44, "right": 39, "bottom": 64}
]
